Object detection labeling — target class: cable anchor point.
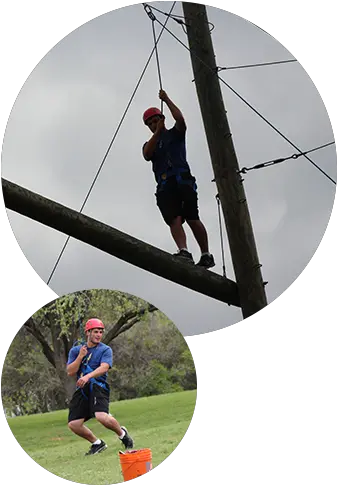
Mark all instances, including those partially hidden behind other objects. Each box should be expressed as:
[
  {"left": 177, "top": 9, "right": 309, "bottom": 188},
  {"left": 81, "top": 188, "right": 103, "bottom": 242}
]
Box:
[{"left": 143, "top": 3, "right": 156, "bottom": 21}]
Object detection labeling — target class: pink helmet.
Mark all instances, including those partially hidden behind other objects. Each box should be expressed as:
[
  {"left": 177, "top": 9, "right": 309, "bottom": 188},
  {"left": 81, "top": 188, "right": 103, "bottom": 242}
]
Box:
[
  {"left": 143, "top": 107, "right": 163, "bottom": 125},
  {"left": 84, "top": 318, "right": 105, "bottom": 332}
]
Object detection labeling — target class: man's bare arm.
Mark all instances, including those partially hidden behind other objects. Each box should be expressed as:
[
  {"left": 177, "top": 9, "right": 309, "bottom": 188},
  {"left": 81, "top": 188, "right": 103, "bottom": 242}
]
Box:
[
  {"left": 85, "top": 363, "right": 110, "bottom": 380},
  {"left": 143, "top": 132, "right": 160, "bottom": 160},
  {"left": 159, "top": 90, "right": 186, "bottom": 133}
]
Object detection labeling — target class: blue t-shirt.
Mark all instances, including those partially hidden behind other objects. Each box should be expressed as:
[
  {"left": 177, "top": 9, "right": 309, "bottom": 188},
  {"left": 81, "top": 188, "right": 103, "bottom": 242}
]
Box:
[
  {"left": 143, "top": 126, "right": 191, "bottom": 182},
  {"left": 67, "top": 342, "right": 113, "bottom": 383}
]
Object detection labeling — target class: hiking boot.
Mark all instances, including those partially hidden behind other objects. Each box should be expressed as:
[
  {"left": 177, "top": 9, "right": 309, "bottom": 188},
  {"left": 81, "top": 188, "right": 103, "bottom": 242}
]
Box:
[
  {"left": 173, "top": 249, "right": 194, "bottom": 264},
  {"left": 120, "top": 426, "right": 134, "bottom": 449},
  {"left": 85, "top": 440, "right": 107, "bottom": 456},
  {"left": 196, "top": 253, "right": 215, "bottom": 269}
]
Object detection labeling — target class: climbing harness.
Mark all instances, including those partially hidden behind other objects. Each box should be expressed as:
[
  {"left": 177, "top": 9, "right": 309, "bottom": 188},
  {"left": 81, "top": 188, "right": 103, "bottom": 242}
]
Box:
[
  {"left": 77, "top": 348, "right": 108, "bottom": 401},
  {"left": 156, "top": 167, "right": 196, "bottom": 192}
]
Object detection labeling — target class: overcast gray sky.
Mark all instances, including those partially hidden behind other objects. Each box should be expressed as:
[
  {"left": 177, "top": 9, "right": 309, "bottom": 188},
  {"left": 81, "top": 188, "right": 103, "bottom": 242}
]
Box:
[{"left": 2, "top": 2, "right": 336, "bottom": 336}]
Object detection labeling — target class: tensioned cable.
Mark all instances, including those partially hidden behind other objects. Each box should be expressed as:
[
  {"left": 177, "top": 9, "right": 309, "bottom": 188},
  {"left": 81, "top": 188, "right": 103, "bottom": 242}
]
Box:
[
  {"left": 217, "top": 59, "right": 297, "bottom": 71},
  {"left": 238, "top": 141, "right": 335, "bottom": 174},
  {"left": 192, "top": 59, "right": 297, "bottom": 82},
  {"left": 46, "top": 2, "right": 176, "bottom": 286},
  {"left": 215, "top": 194, "right": 226, "bottom": 277},
  {"left": 153, "top": 17, "right": 336, "bottom": 185}
]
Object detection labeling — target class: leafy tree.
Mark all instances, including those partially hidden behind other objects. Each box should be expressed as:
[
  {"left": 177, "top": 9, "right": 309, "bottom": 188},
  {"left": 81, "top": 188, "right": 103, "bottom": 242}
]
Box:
[
  {"left": 2, "top": 290, "right": 197, "bottom": 415},
  {"left": 3, "top": 290, "right": 157, "bottom": 409}
]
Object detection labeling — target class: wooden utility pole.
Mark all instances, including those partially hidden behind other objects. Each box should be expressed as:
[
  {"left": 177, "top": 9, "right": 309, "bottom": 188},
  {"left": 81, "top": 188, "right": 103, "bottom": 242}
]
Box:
[
  {"left": 2, "top": 178, "right": 240, "bottom": 307},
  {"left": 182, "top": 3, "right": 267, "bottom": 318}
]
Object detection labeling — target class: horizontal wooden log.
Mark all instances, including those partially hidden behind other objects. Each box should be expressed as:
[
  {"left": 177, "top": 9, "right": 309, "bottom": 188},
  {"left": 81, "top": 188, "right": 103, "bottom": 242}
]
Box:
[{"left": 2, "top": 178, "right": 240, "bottom": 307}]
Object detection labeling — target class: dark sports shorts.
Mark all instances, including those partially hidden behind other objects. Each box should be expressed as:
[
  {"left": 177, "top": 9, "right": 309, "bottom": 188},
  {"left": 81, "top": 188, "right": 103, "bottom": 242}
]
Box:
[
  {"left": 68, "top": 383, "right": 110, "bottom": 423},
  {"left": 155, "top": 173, "right": 200, "bottom": 226}
]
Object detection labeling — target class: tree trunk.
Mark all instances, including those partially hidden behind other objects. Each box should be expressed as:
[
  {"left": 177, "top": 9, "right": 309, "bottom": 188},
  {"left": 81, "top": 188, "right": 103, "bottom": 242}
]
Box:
[
  {"left": 47, "top": 315, "right": 76, "bottom": 407},
  {"left": 63, "top": 373, "right": 76, "bottom": 404}
]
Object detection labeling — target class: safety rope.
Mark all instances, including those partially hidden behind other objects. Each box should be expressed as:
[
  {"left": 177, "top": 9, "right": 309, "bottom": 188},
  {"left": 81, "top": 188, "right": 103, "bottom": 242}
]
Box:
[
  {"left": 46, "top": 2, "right": 176, "bottom": 286},
  {"left": 152, "top": 16, "right": 336, "bottom": 186},
  {"left": 153, "top": 22, "right": 163, "bottom": 103},
  {"left": 143, "top": 3, "right": 164, "bottom": 112}
]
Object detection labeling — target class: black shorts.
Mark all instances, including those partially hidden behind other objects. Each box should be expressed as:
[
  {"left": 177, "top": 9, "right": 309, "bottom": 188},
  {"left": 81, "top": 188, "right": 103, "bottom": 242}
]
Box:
[
  {"left": 156, "top": 174, "right": 200, "bottom": 226},
  {"left": 68, "top": 383, "right": 110, "bottom": 423}
]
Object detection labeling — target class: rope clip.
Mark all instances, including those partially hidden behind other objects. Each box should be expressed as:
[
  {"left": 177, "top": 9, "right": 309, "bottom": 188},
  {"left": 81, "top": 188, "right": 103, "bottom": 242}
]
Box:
[
  {"left": 237, "top": 167, "right": 248, "bottom": 174},
  {"left": 143, "top": 3, "right": 156, "bottom": 21}
]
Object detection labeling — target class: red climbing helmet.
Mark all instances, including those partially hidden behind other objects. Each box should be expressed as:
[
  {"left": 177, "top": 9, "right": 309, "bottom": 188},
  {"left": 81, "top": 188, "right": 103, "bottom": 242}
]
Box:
[
  {"left": 84, "top": 318, "right": 105, "bottom": 332},
  {"left": 143, "top": 107, "right": 163, "bottom": 125}
]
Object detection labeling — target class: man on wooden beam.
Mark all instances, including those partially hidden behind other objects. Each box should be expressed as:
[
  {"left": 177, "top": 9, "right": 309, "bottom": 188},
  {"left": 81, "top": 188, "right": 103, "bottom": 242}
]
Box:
[{"left": 142, "top": 89, "right": 215, "bottom": 269}]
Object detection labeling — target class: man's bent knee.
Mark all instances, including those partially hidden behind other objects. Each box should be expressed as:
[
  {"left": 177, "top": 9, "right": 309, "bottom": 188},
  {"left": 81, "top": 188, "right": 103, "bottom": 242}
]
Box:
[
  {"left": 95, "top": 412, "right": 110, "bottom": 424},
  {"left": 68, "top": 419, "right": 83, "bottom": 432}
]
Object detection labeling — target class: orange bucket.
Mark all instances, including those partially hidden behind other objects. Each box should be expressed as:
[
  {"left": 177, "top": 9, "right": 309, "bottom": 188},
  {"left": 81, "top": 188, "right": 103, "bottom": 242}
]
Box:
[{"left": 119, "top": 448, "right": 152, "bottom": 482}]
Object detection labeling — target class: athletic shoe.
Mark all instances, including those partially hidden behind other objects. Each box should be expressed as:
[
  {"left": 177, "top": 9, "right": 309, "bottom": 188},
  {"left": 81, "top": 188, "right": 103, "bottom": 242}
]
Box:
[
  {"left": 173, "top": 249, "right": 194, "bottom": 264},
  {"left": 85, "top": 440, "right": 107, "bottom": 455},
  {"left": 120, "top": 426, "right": 134, "bottom": 449},
  {"left": 196, "top": 253, "right": 215, "bottom": 269}
]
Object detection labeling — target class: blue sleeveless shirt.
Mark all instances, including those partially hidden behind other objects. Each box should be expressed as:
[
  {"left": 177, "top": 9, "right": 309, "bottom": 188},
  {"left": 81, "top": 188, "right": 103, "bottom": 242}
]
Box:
[
  {"left": 67, "top": 342, "right": 113, "bottom": 384},
  {"left": 143, "top": 126, "right": 191, "bottom": 183}
]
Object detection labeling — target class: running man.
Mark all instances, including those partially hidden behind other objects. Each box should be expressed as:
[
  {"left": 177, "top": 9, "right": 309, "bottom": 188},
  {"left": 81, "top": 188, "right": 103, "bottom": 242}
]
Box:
[
  {"left": 142, "top": 89, "right": 215, "bottom": 268},
  {"left": 67, "top": 318, "right": 133, "bottom": 455}
]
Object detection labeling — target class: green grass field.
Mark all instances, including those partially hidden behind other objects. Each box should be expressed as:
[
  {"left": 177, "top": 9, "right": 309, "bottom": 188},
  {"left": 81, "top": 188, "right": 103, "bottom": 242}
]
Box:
[{"left": 7, "top": 390, "right": 196, "bottom": 484}]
